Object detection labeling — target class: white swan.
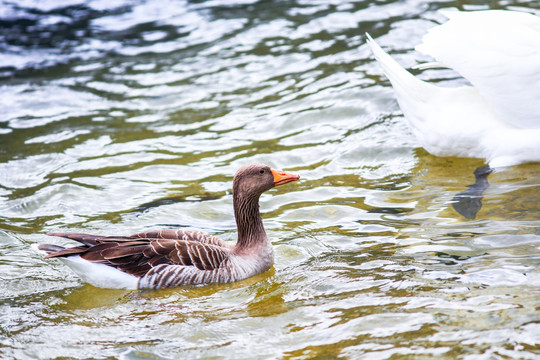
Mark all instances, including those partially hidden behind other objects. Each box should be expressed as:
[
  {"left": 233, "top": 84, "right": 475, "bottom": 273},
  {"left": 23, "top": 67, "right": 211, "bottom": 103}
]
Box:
[{"left": 367, "top": 9, "right": 540, "bottom": 168}]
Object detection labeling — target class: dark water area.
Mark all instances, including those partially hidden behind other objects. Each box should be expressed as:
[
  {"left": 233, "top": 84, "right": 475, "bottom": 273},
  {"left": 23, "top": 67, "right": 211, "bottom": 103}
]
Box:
[{"left": 1, "top": 0, "right": 540, "bottom": 359}]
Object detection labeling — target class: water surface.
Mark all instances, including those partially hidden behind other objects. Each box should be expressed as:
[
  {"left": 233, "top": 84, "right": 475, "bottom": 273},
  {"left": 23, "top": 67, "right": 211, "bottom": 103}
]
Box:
[{"left": 1, "top": 0, "right": 540, "bottom": 358}]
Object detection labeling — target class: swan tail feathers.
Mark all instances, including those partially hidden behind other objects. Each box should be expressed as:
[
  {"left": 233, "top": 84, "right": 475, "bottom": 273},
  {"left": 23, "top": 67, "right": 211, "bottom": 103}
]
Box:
[
  {"left": 412, "top": 61, "right": 448, "bottom": 70},
  {"left": 366, "top": 33, "right": 436, "bottom": 103}
]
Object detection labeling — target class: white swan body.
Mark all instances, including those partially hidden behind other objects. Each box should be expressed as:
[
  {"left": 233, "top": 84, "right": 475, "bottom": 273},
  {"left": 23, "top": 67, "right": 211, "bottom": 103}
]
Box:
[{"left": 367, "top": 10, "right": 540, "bottom": 168}]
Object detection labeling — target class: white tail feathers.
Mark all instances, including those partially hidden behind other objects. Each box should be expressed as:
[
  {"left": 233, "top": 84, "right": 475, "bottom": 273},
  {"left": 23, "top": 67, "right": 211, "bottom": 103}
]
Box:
[
  {"left": 366, "top": 33, "right": 438, "bottom": 103},
  {"left": 411, "top": 61, "right": 448, "bottom": 70}
]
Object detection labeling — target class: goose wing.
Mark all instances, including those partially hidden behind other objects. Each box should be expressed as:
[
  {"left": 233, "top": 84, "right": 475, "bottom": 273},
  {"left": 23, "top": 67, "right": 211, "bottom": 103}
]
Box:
[
  {"left": 416, "top": 10, "right": 540, "bottom": 129},
  {"left": 42, "top": 233, "right": 231, "bottom": 277}
]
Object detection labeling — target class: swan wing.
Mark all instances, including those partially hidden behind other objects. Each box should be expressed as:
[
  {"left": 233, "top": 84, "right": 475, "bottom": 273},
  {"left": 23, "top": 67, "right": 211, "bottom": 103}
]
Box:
[{"left": 416, "top": 10, "right": 540, "bottom": 129}]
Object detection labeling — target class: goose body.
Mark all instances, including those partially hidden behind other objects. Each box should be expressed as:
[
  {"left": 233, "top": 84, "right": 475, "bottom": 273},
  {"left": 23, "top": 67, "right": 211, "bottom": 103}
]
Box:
[
  {"left": 367, "top": 10, "right": 540, "bottom": 168},
  {"left": 37, "top": 164, "right": 299, "bottom": 289}
]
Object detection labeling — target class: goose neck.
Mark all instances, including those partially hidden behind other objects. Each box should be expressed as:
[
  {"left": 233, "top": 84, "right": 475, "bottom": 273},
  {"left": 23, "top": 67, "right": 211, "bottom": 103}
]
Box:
[{"left": 233, "top": 192, "right": 267, "bottom": 250}]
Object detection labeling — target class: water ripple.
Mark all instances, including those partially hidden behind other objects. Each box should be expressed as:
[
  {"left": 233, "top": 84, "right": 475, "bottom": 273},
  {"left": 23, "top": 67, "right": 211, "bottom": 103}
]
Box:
[{"left": 1, "top": 0, "right": 540, "bottom": 359}]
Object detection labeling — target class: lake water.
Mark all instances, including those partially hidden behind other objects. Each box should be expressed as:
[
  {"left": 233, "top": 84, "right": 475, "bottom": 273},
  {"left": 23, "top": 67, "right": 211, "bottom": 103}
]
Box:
[{"left": 1, "top": 0, "right": 540, "bottom": 359}]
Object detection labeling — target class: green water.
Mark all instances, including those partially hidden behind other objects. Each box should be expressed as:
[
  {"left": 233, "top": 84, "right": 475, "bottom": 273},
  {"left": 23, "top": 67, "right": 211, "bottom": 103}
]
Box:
[{"left": 1, "top": 0, "right": 540, "bottom": 358}]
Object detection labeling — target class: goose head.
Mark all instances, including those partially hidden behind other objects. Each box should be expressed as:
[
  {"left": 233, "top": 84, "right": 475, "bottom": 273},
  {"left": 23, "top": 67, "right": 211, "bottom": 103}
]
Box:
[{"left": 232, "top": 163, "right": 299, "bottom": 200}]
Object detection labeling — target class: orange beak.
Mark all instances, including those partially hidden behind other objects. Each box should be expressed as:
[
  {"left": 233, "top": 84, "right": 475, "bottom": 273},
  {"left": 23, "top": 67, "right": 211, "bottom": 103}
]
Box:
[{"left": 271, "top": 168, "right": 300, "bottom": 187}]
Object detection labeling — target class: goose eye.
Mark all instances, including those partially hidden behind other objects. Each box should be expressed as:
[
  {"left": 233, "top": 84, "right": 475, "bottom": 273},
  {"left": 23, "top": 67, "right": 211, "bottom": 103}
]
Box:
[{"left": 259, "top": 169, "right": 265, "bottom": 174}]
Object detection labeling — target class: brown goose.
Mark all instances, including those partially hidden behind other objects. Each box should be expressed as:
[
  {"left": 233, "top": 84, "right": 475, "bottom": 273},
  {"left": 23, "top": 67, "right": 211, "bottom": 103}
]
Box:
[{"left": 37, "top": 164, "right": 299, "bottom": 289}]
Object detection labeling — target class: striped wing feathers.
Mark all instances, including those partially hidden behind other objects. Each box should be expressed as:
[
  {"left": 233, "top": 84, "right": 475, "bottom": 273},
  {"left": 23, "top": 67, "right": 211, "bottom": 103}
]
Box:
[
  {"left": 44, "top": 232, "right": 231, "bottom": 277},
  {"left": 148, "top": 239, "right": 229, "bottom": 270}
]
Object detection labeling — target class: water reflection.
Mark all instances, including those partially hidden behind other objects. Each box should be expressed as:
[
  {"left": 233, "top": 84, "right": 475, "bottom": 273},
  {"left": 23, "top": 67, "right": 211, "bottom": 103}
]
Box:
[
  {"left": 1, "top": 0, "right": 540, "bottom": 359},
  {"left": 451, "top": 166, "right": 492, "bottom": 220}
]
